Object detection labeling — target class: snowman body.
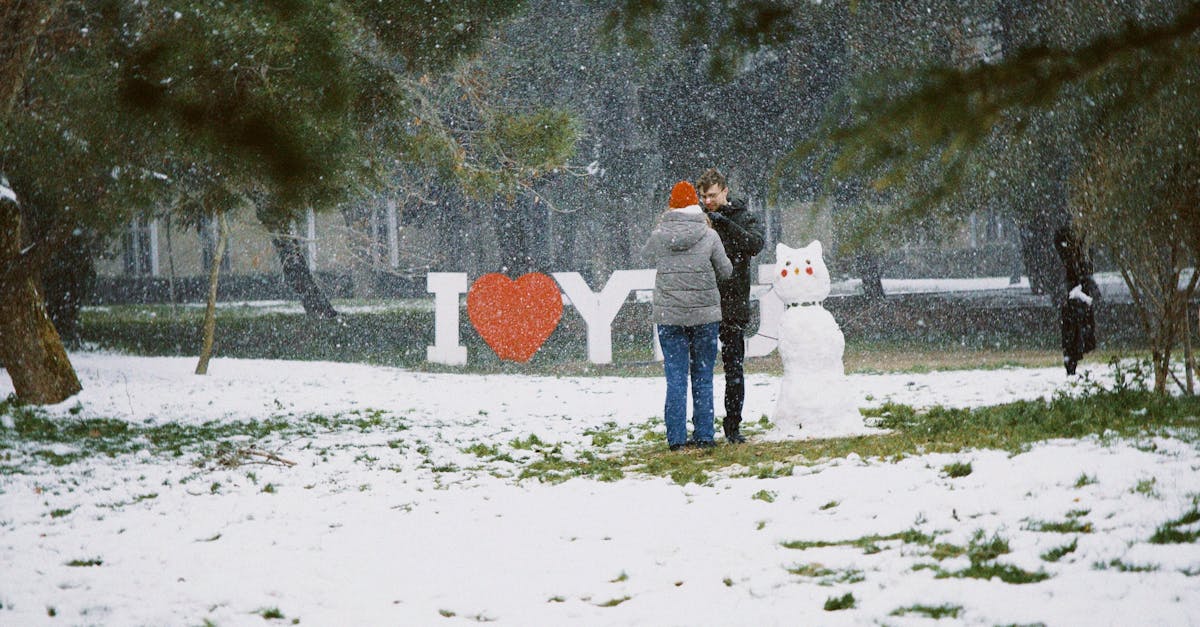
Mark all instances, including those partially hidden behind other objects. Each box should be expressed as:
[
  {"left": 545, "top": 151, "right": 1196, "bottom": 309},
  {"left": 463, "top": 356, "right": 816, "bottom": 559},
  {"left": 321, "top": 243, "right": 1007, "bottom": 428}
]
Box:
[{"left": 771, "top": 241, "right": 861, "bottom": 438}]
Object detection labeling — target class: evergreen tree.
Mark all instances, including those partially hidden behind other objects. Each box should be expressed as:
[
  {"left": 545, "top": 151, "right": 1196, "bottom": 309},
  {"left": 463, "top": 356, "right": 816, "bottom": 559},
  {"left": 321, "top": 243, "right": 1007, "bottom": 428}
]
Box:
[{"left": 1, "top": 1, "right": 578, "bottom": 403}]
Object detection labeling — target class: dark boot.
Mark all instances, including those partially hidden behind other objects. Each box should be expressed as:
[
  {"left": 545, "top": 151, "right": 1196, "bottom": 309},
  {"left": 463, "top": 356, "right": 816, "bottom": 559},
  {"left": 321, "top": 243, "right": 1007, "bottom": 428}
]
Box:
[{"left": 723, "top": 416, "right": 746, "bottom": 444}]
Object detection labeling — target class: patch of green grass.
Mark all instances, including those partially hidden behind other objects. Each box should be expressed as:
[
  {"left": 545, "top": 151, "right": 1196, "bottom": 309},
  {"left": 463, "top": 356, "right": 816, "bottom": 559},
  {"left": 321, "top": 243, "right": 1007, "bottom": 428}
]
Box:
[
  {"left": 942, "top": 461, "right": 973, "bottom": 478},
  {"left": 547, "top": 596, "right": 565, "bottom": 603},
  {"left": 482, "top": 390, "right": 1200, "bottom": 486},
  {"left": 1041, "top": 538, "right": 1079, "bottom": 562},
  {"left": 438, "top": 609, "right": 456, "bottom": 618},
  {"left": 1098, "top": 559, "right": 1159, "bottom": 572},
  {"left": 890, "top": 604, "right": 963, "bottom": 619},
  {"left": 914, "top": 529, "right": 1048, "bottom": 584},
  {"left": 966, "top": 531, "right": 1010, "bottom": 563},
  {"left": 1027, "top": 518, "right": 1093, "bottom": 533},
  {"left": 823, "top": 592, "right": 856, "bottom": 611},
  {"left": 738, "top": 463, "right": 794, "bottom": 479},
  {"left": 787, "top": 563, "right": 865, "bottom": 585},
  {"left": 584, "top": 422, "right": 627, "bottom": 448},
  {"left": 260, "top": 607, "right": 285, "bottom": 620},
  {"left": 596, "top": 596, "right": 631, "bottom": 607},
  {"left": 610, "top": 571, "right": 628, "bottom": 583},
  {"left": 787, "top": 563, "right": 835, "bottom": 578},
  {"left": 517, "top": 449, "right": 625, "bottom": 484},
  {"left": 1133, "top": 477, "right": 1160, "bottom": 498},
  {"left": 783, "top": 528, "right": 937, "bottom": 554},
  {"left": 751, "top": 489, "right": 776, "bottom": 503},
  {"left": 819, "top": 500, "right": 839, "bottom": 510},
  {"left": 49, "top": 507, "right": 75, "bottom": 518},
  {"left": 0, "top": 400, "right": 413, "bottom": 469},
  {"left": 937, "top": 561, "right": 1050, "bottom": 584},
  {"left": 81, "top": 300, "right": 1149, "bottom": 378},
  {"left": 509, "top": 434, "right": 547, "bottom": 450},
  {"left": 930, "top": 541, "right": 967, "bottom": 561},
  {"left": 462, "top": 443, "right": 514, "bottom": 463},
  {"left": 65, "top": 557, "right": 103, "bottom": 567},
  {"left": 1149, "top": 500, "right": 1200, "bottom": 544},
  {"left": 1074, "top": 473, "right": 1098, "bottom": 488},
  {"left": 668, "top": 466, "right": 709, "bottom": 486}
]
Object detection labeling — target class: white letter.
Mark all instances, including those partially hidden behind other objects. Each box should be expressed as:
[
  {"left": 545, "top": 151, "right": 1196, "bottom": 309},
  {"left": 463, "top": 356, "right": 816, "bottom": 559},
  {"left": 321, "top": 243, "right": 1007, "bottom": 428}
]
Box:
[
  {"left": 554, "top": 270, "right": 656, "bottom": 364},
  {"left": 426, "top": 272, "right": 468, "bottom": 365},
  {"left": 746, "top": 264, "right": 782, "bottom": 357}
]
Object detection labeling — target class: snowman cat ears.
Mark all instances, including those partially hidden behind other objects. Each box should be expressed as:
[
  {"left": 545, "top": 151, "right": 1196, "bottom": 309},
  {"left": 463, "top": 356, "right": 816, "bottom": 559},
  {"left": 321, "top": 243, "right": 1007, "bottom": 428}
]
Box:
[{"left": 776, "top": 240, "right": 823, "bottom": 259}]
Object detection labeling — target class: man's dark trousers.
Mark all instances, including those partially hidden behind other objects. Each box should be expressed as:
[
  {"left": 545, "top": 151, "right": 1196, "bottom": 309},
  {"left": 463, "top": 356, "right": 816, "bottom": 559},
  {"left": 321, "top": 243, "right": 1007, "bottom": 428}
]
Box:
[{"left": 720, "top": 321, "right": 747, "bottom": 432}]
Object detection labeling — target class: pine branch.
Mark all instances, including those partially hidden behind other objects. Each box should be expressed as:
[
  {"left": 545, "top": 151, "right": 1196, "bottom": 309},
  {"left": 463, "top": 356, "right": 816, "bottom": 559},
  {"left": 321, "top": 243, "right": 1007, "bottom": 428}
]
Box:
[{"left": 815, "top": 3, "right": 1200, "bottom": 203}]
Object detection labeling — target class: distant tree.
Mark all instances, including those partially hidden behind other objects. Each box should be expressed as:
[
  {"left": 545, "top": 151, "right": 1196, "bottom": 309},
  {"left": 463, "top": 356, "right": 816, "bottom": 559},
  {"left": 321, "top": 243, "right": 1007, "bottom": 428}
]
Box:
[
  {"left": 1073, "top": 53, "right": 1200, "bottom": 394},
  {"left": 793, "top": 1, "right": 1199, "bottom": 238},
  {"left": 791, "top": 0, "right": 1200, "bottom": 386}
]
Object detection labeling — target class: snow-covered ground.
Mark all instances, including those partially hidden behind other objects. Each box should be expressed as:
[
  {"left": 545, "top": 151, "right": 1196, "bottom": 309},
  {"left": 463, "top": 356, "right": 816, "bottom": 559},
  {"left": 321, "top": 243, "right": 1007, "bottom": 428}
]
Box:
[{"left": 2, "top": 354, "right": 1199, "bottom": 625}]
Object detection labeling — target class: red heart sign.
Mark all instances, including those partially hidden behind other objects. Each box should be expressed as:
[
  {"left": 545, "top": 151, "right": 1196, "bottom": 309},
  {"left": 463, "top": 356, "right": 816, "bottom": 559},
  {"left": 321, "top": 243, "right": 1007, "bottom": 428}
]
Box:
[{"left": 467, "top": 273, "right": 563, "bottom": 362}]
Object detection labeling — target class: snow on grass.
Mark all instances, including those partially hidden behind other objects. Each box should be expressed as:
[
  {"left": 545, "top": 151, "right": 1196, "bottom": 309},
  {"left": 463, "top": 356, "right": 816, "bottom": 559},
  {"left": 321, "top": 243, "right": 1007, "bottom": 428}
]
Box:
[{"left": 1, "top": 354, "right": 1198, "bottom": 625}]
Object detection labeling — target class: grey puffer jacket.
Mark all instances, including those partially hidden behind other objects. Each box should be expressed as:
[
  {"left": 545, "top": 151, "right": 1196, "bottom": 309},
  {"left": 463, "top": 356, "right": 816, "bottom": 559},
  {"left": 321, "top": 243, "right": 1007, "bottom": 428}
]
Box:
[{"left": 640, "top": 208, "right": 733, "bottom": 326}]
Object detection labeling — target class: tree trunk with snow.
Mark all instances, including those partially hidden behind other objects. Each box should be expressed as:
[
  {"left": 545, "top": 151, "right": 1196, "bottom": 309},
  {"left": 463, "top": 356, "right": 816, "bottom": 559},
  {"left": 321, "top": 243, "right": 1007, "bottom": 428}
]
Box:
[
  {"left": 195, "top": 212, "right": 228, "bottom": 375},
  {"left": 0, "top": 195, "right": 81, "bottom": 404},
  {"left": 0, "top": 2, "right": 81, "bottom": 404}
]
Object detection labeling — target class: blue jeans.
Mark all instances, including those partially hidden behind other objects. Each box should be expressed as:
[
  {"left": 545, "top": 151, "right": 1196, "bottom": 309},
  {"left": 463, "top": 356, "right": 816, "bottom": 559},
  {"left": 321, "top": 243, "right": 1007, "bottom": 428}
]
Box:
[{"left": 657, "top": 322, "right": 720, "bottom": 446}]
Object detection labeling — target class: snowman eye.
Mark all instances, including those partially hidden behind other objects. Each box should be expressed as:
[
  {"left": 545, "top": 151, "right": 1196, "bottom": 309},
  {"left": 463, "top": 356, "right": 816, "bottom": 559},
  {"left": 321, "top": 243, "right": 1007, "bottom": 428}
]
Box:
[
  {"left": 805, "top": 260, "right": 811, "bottom": 265},
  {"left": 785, "top": 261, "right": 791, "bottom": 266}
]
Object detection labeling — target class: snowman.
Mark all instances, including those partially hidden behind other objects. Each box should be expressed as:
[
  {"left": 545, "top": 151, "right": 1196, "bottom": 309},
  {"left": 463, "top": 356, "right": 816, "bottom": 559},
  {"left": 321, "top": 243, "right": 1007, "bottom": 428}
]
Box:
[{"left": 770, "top": 240, "right": 863, "bottom": 438}]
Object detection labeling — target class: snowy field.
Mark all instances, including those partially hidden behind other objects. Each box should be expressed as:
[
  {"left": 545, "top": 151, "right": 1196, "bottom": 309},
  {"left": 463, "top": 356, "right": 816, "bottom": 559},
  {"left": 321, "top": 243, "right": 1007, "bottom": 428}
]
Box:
[{"left": 2, "top": 353, "right": 1199, "bottom": 625}]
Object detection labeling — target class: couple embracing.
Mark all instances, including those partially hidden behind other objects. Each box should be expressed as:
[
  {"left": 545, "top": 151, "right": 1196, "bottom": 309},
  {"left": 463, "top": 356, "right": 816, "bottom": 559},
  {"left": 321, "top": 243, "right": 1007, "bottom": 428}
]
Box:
[{"left": 640, "top": 169, "right": 765, "bottom": 451}]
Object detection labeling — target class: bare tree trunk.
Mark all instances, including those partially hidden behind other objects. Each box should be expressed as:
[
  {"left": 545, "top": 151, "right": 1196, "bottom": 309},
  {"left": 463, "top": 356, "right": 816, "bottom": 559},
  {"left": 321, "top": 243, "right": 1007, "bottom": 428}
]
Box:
[
  {"left": 0, "top": 273, "right": 80, "bottom": 403},
  {"left": 1183, "top": 299, "right": 1194, "bottom": 395},
  {"left": 339, "top": 206, "right": 376, "bottom": 299},
  {"left": 256, "top": 204, "right": 337, "bottom": 319},
  {"left": 165, "top": 212, "right": 178, "bottom": 317},
  {"left": 270, "top": 229, "right": 338, "bottom": 318},
  {"left": 1018, "top": 212, "right": 1065, "bottom": 297},
  {"left": 856, "top": 252, "right": 886, "bottom": 300},
  {"left": 195, "top": 212, "right": 228, "bottom": 375},
  {"left": 0, "top": 196, "right": 81, "bottom": 403}
]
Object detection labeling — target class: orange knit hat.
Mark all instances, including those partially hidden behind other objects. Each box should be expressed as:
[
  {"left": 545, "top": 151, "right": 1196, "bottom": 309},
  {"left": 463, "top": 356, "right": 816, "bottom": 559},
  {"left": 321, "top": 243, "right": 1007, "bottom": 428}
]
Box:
[{"left": 668, "top": 181, "right": 699, "bottom": 209}]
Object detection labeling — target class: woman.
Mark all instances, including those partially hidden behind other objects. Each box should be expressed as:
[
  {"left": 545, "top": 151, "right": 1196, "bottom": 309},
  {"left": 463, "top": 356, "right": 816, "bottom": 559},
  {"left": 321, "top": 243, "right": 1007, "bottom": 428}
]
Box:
[{"left": 640, "top": 181, "right": 733, "bottom": 450}]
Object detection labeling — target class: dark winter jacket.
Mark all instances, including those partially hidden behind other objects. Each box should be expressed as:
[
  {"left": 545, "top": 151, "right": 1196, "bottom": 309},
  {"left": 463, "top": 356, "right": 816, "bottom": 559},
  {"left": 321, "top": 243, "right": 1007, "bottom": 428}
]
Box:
[
  {"left": 1061, "top": 277, "right": 1100, "bottom": 360},
  {"left": 707, "top": 198, "right": 765, "bottom": 324},
  {"left": 640, "top": 208, "right": 733, "bottom": 327}
]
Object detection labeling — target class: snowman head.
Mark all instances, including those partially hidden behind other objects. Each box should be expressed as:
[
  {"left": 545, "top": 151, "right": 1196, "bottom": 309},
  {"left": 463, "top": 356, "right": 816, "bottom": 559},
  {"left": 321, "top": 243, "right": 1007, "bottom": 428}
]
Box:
[{"left": 773, "top": 240, "right": 831, "bottom": 303}]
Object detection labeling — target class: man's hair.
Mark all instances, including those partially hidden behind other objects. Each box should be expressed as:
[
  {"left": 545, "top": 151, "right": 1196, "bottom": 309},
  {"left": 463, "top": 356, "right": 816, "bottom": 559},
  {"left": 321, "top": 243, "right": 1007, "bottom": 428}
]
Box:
[{"left": 696, "top": 168, "right": 726, "bottom": 191}]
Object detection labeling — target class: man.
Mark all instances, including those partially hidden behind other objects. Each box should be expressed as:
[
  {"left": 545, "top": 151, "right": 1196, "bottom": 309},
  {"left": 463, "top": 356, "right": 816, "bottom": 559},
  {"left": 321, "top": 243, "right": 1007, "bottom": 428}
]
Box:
[
  {"left": 696, "top": 168, "right": 765, "bottom": 443},
  {"left": 1053, "top": 225, "right": 1099, "bottom": 375}
]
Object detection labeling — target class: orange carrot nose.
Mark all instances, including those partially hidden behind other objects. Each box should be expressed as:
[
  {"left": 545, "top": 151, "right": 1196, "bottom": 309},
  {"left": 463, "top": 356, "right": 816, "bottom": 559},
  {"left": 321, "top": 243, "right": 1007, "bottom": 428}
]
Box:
[
  {"left": 806, "top": 267, "right": 814, "bottom": 275},
  {"left": 780, "top": 269, "right": 788, "bottom": 278}
]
